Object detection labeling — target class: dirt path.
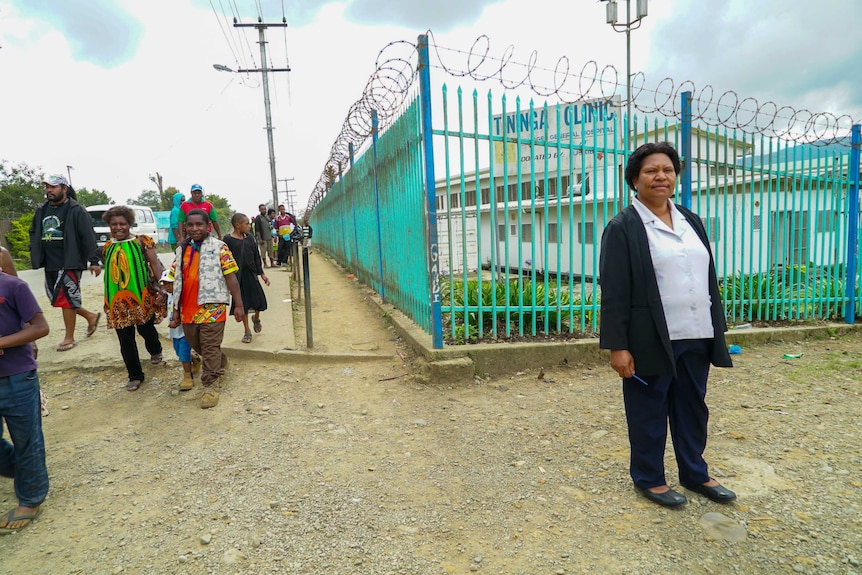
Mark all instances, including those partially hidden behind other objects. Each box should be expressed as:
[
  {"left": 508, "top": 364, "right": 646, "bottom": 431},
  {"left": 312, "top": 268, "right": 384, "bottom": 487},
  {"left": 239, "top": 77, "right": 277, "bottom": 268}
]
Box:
[{"left": 1, "top": 253, "right": 860, "bottom": 575}]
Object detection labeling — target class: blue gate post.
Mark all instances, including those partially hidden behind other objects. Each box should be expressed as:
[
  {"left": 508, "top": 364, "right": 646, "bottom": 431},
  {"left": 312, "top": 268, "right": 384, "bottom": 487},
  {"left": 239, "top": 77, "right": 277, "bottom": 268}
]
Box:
[
  {"left": 844, "top": 124, "right": 861, "bottom": 324},
  {"left": 417, "top": 33, "right": 443, "bottom": 349},
  {"left": 680, "top": 91, "right": 693, "bottom": 209},
  {"left": 371, "top": 110, "right": 386, "bottom": 301},
  {"left": 347, "top": 146, "right": 359, "bottom": 271}
]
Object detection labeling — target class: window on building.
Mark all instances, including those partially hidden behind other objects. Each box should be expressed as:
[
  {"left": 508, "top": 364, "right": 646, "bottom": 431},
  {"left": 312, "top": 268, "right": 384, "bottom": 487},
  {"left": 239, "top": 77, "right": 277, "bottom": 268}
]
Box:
[
  {"left": 449, "top": 192, "right": 460, "bottom": 209},
  {"left": 465, "top": 191, "right": 476, "bottom": 207},
  {"left": 548, "top": 222, "right": 559, "bottom": 243},
  {"left": 521, "top": 223, "right": 532, "bottom": 238},
  {"left": 701, "top": 216, "right": 721, "bottom": 242},
  {"left": 498, "top": 224, "right": 506, "bottom": 240},
  {"left": 578, "top": 221, "right": 594, "bottom": 244},
  {"left": 710, "top": 164, "right": 734, "bottom": 178},
  {"left": 480, "top": 187, "right": 490, "bottom": 205},
  {"left": 521, "top": 181, "right": 532, "bottom": 200},
  {"left": 753, "top": 215, "right": 761, "bottom": 231},
  {"left": 558, "top": 174, "right": 570, "bottom": 196},
  {"left": 510, "top": 224, "right": 517, "bottom": 236},
  {"left": 816, "top": 210, "right": 837, "bottom": 233}
]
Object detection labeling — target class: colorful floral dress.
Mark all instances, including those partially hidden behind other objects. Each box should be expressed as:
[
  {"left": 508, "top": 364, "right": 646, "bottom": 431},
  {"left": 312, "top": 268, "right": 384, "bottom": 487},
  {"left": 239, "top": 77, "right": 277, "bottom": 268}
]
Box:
[{"left": 103, "top": 235, "right": 163, "bottom": 328}]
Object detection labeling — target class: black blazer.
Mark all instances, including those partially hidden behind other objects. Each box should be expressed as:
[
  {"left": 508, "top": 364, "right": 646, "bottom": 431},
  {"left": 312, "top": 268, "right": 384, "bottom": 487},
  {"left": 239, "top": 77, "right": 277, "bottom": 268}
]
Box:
[{"left": 599, "top": 203, "right": 732, "bottom": 377}]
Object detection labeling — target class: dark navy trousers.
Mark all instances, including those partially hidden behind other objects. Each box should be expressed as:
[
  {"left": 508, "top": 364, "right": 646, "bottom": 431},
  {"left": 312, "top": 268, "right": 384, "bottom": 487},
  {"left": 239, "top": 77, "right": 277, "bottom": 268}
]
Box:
[{"left": 623, "top": 338, "right": 713, "bottom": 490}]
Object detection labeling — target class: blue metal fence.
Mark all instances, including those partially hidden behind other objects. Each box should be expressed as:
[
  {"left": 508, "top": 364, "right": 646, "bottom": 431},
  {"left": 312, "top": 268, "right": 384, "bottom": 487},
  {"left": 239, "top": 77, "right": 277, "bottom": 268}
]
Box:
[{"left": 308, "top": 35, "right": 862, "bottom": 348}]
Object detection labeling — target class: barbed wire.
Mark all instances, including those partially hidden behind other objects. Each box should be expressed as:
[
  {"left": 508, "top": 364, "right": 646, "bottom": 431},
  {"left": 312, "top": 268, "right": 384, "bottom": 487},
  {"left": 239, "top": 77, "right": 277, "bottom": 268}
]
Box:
[{"left": 304, "top": 32, "right": 858, "bottom": 219}]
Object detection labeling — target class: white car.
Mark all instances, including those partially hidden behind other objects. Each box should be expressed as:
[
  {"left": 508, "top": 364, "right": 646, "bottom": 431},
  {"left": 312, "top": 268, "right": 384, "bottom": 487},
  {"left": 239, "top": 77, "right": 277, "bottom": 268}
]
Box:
[{"left": 86, "top": 204, "right": 158, "bottom": 247}]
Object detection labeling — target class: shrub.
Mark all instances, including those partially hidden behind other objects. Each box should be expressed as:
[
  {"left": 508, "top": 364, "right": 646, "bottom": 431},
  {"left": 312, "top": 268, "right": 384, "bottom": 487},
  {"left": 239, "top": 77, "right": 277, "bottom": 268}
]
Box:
[{"left": 5, "top": 213, "right": 33, "bottom": 266}]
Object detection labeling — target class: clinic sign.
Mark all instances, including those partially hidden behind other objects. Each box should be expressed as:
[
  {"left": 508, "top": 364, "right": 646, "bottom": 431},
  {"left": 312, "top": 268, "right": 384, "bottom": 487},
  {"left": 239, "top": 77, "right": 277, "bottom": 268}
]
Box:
[{"left": 492, "top": 95, "right": 621, "bottom": 174}]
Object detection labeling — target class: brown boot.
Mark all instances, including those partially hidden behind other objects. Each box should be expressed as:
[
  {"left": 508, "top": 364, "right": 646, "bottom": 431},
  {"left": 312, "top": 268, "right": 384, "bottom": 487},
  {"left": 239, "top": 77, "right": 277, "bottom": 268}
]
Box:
[
  {"left": 179, "top": 373, "right": 194, "bottom": 391},
  {"left": 200, "top": 379, "right": 221, "bottom": 409}
]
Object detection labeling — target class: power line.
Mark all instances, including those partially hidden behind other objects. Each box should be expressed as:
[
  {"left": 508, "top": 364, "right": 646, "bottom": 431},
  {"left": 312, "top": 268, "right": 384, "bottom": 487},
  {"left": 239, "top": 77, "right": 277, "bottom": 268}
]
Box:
[
  {"left": 226, "top": 0, "right": 258, "bottom": 70},
  {"left": 207, "top": 0, "right": 242, "bottom": 69}
]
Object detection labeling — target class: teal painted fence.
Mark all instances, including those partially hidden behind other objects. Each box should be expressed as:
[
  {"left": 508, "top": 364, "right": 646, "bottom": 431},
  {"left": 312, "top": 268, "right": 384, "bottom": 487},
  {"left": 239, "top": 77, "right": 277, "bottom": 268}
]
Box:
[
  {"left": 309, "top": 36, "right": 861, "bottom": 348},
  {"left": 309, "top": 97, "right": 432, "bottom": 332}
]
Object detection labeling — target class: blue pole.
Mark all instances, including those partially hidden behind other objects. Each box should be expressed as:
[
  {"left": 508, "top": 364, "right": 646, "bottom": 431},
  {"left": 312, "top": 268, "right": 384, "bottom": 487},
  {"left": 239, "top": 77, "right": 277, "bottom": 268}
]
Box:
[
  {"left": 680, "top": 90, "right": 692, "bottom": 209},
  {"left": 371, "top": 110, "right": 386, "bottom": 302},
  {"left": 348, "top": 145, "right": 359, "bottom": 272},
  {"left": 418, "top": 34, "right": 443, "bottom": 349},
  {"left": 844, "top": 124, "right": 861, "bottom": 324}
]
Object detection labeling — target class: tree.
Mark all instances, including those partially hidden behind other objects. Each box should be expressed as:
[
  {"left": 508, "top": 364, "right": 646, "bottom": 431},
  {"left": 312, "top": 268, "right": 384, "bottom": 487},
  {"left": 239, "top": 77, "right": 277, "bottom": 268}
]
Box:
[
  {"left": 127, "top": 189, "right": 161, "bottom": 208},
  {"left": 75, "top": 187, "right": 113, "bottom": 207},
  {"left": 206, "top": 193, "right": 234, "bottom": 235},
  {"left": 324, "top": 165, "right": 339, "bottom": 190},
  {"left": 5, "top": 212, "right": 33, "bottom": 263},
  {"left": 162, "top": 186, "right": 181, "bottom": 211},
  {"left": 0, "top": 161, "right": 45, "bottom": 218},
  {"left": 149, "top": 172, "right": 175, "bottom": 210}
]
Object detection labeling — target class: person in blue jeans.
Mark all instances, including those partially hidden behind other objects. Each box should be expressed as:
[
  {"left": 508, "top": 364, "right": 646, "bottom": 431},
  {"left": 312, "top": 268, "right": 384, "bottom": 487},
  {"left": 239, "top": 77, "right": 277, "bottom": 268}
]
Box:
[{"left": 0, "top": 267, "right": 50, "bottom": 534}]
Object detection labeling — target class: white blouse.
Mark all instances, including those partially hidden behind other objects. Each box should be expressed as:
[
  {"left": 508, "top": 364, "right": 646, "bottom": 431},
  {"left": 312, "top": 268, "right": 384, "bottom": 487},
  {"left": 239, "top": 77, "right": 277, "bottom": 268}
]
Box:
[{"left": 631, "top": 197, "right": 714, "bottom": 341}]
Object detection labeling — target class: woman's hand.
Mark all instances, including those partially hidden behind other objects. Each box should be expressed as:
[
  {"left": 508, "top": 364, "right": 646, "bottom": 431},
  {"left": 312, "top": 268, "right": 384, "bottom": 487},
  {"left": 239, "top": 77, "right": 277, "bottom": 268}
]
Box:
[
  {"left": 261, "top": 274, "right": 270, "bottom": 286},
  {"left": 610, "top": 349, "right": 635, "bottom": 379}
]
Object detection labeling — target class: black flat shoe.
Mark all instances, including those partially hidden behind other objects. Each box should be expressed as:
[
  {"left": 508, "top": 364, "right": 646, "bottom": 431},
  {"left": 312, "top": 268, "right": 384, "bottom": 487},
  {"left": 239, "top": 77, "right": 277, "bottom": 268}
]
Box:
[
  {"left": 639, "top": 487, "right": 687, "bottom": 507},
  {"left": 682, "top": 481, "right": 737, "bottom": 503}
]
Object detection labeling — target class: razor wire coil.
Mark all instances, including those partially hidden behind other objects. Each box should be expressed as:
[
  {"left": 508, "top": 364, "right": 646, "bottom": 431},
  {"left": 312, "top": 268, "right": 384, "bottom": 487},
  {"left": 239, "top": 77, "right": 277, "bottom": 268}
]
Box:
[{"left": 305, "top": 32, "right": 857, "bottom": 218}]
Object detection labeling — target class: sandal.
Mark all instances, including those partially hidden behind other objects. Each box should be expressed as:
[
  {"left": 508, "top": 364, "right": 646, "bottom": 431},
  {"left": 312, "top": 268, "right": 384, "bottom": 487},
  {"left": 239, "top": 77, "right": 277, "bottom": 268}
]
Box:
[
  {"left": 56, "top": 341, "right": 76, "bottom": 352},
  {"left": 150, "top": 353, "right": 163, "bottom": 364},
  {"left": 253, "top": 318, "right": 262, "bottom": 333},
  {"left": 241, "top": 332, "right": 252, "bottom": 344},
  {"left": 127, "top": 380, "right": 142, "bottom": 392},
  {"left": 86, "top": 312, "right": 101, "bottom": 337}
]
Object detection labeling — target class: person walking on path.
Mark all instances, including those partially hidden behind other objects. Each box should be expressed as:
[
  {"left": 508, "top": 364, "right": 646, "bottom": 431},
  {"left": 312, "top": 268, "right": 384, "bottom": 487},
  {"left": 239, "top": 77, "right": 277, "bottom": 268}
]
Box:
[
  {"left": 101, "top": 206, "right": 166, "bottom": 392},
  {"left": 29, "top": 174, "right": 102, "bottom": 352},
  {"left": 223, "top": 212, "right": 270, "bottom": 344},
  {"left": 177, "top": 184, "right": 221, "bottom": 241},
  {"left": 273, "top": 205, "right": 295, "bottom": 267},
  {"left": 168, "top": 191, "right": 184, "bottom": 251},
  {"left": 253, "top": 204, "right": 274, "bottom": 268},
  {"left": 0, "top": 265, "right": 51, "bottom": 534},
  {"left": 168, "top": 209, "right": 244, "bottom": 409},
  {"left": 599, "top": 142, "right": 735, "bottom": 508}
]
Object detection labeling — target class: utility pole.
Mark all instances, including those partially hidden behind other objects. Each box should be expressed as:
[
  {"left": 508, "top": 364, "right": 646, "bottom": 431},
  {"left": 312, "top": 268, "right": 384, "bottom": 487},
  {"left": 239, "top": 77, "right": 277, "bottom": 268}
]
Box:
[
  {"left": 232, "top": 18, "right": 291, "bottom": 211},
  {"left": 279, "top": 177, "right": 295, "bottom": 212}
]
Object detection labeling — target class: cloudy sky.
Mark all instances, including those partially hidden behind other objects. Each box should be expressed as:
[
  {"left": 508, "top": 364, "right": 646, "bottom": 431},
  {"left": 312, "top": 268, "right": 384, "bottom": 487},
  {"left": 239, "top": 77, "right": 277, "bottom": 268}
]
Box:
[{"left": 1, "top": 0, "right": 859, "bottom": 216}]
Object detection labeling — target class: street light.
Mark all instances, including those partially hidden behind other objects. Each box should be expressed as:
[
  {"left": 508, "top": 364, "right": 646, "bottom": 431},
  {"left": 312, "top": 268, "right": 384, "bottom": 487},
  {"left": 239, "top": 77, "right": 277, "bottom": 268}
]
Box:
[{"left": 603, "top": 0, "right": 648, "bottom": 138}]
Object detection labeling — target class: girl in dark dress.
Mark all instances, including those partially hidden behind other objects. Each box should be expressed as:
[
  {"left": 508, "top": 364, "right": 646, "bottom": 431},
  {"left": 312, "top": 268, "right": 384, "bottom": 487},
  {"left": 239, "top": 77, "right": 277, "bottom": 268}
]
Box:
[{"left": 223, "top": 213, "right": 270, "bottom": 343}]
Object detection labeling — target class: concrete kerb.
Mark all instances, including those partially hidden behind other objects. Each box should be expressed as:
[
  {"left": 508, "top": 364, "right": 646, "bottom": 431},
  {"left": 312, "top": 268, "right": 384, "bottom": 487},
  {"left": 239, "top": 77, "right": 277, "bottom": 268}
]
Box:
[{"left": 364, "top": 287, "right": 862, "bottom": 383}]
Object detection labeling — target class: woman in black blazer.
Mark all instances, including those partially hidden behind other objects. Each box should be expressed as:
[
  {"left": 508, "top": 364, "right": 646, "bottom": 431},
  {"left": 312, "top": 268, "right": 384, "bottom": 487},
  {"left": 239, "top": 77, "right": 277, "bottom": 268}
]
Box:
[{"left": 599, "top": 142, "right": 736, "bottom": 508}]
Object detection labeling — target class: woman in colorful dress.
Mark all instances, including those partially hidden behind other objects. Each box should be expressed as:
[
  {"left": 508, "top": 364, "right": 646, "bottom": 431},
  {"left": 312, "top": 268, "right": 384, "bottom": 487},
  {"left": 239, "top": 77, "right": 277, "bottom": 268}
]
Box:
[
  {"left": 222, "top": 212, "right": 269, "bottom": 343},
  {"left": 102, "top": 206, "right": 165, "bottom": 391}
]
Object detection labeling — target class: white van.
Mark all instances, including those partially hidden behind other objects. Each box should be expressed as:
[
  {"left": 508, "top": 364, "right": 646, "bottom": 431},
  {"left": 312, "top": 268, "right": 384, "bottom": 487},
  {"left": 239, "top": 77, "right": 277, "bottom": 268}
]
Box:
[{"left": 86, "top": 204, "right": 158, "bottom": 247}]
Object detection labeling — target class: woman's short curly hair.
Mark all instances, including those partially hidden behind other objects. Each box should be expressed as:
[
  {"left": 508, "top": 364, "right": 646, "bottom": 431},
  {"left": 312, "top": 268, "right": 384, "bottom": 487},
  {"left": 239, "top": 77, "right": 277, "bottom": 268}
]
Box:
[
  {"left": 624, "top": 142, "right": 681, "bottom": 192},
  {"left": 102, "top": 205, "right": 136, "bottom": 225}
]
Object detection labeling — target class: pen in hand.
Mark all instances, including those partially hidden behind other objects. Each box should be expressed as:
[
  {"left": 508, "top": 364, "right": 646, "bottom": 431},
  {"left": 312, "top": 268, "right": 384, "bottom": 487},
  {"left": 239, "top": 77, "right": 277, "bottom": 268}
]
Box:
[{"left": 631, "top": 373, "right": 649, "bottom": 386}]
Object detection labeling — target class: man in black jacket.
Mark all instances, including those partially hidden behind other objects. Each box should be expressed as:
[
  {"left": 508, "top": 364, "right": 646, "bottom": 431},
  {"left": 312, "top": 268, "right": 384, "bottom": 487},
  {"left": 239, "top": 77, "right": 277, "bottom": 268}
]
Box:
[{"left": 29, "top": 175, "right": 102, "bottom": 352}]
